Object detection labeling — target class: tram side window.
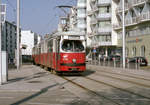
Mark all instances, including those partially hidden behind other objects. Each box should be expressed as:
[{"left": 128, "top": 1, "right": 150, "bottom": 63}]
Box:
[{"left": 47, "top": 40, "right": 53, "bottom": 52}]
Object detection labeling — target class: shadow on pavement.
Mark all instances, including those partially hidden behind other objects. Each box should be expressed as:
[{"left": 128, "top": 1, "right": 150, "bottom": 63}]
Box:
[
  {"left": 10, "top": 83, "right": 59, "bottom": 105},
  {"left": 59, "top": 69, "right": 95, "bottom": 77},
  {"left": 7, "top": 72, "right": 49, "bottom": 84}
]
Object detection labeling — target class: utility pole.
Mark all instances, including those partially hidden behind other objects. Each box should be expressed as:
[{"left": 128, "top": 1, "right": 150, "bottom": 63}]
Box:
[
  {"left": 122, "top": 0, "right": 126, "bottom": 68},
  {"left": 0, "top": 0, "right": 2, "bottom": 85},
  {"left": 17, "top": 0, "right": 20, "bottom": 70}
]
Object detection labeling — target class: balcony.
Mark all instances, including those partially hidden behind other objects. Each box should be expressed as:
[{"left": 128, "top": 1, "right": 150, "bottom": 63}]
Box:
[
  {"left": 97, "top": 0, "right": 111, "bottom": 6},
  {"left": 98, "top": 27, "right": 112, "bottom": 34},
  {"left": 97, "top": 13, "right": 111, "bottom": 20},
  {"left": 90, "top": 0, "right": 96, "bottom": 3},
  {"left": 125, "top": 17, "right": 138, "bottom": 26},
  {"left": 90, "top": 19, "right": 98, "bottom": 25},
  {"left": 77, "top": 13, "right": 86, "bottom": 18},
  {"left": 130, "top": 0, "right": 146, "bottom": 6},
  {"left": 99, "top": 41, "right": 112, "bottom": 46},
  {"left": 87, "top": 10, "right": 93, "bottom": 16},
  {"left": 141, "top": 12, "right": 150, "bottom": 22},
  {"left": 77, "top": 3, "right": 86, "bottom": 8},
  {"left": 78, "top": 23, "right": 86, "bottom": 29},
  {"left": 116, "top": 4, "right": 129, "bottom": 13}
]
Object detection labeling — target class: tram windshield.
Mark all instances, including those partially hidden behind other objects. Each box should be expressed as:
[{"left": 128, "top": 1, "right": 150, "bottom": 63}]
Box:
[{"left": 62, "top": 40, "right": 84, "bottom": 52}]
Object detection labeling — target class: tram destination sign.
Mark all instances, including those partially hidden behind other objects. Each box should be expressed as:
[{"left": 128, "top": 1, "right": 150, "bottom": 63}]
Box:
[{"left": 69, "top": 36, "right": 80, "bottom": 40}]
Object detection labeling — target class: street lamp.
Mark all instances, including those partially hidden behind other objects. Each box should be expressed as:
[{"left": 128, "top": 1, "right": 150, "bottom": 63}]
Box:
[
  {"left": 0, "top": 0, "right": 2, "bottom": 85},
  {"left": 122, "top": 0, "right": 126, "bottom": 68},
  {"left": 17, "top": 0, "right": 20, "bottom": 70}
]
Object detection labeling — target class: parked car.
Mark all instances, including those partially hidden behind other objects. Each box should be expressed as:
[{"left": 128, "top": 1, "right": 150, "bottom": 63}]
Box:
[
  {"left": 128, "top": 57, "right": 148, "bottom": 66},
  {"left": 107, "top": 55, "right": 121, "bottom": 61},
  {"left": 99, "top": 55, "right": 107, "bottom": 61}
]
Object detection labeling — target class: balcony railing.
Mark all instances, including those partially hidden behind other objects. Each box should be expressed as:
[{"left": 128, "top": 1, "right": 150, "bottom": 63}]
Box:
[
  {"left": 116, "top": 3, "right": 129, "bottom": 13},
  {"left": 97, "top": 13, "right": 111, "bottom": 20},
  {"left": 78, "top": 24, "right": 86, "bottom": 29},
  {"left": 125, "top": 17, "right": 138, "bottom": 26},
  {"left": 90, "top": 0, "right": 96, "bottom": 3},
  {"left": 141, "top": 12, "right": 150, "bottom": 21},
  {"left": 130, "top": 0, "right": 146, "bottom": 6},
  {"left": 98, "top": 27, "right": 112, "bottom": 34},
  {"left": 98, "top": 0, "right": 111, "bottom": 6},
  {"left": 99, "top": 41, "right": 112, "bottom": 46},
  {"left": 87, "top": 10, "right": 93, "bottom": 16},
  {"left": 77, "top": 13, "right": 86, "bottom": 18},
  {"left": 77, "top": 3, "right": 86, "bottom": 8},
  {"left": 113, "top": 17, "right": 139, "bottom": 29},
  {"left": 90, "top": 19, "right": 98, "bottom": 25}
]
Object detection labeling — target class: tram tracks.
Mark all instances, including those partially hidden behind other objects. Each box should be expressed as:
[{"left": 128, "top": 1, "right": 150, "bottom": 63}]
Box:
[
  {"left": 61, "top": 76, "right": 122, "bottom": 105},
  {"left": 49, "top": 71, "right": 121, "bottom": 105},
  {"left": 84, "top": 76, "right": 150, "bottom": 100},
  {"left": 92, "top": 70, "right": 150, "bottom": 88},
  {"left": 48, "top": 69, "right": 150, "bottom": 104},
  {"left": 94, "top": 69, "right": 150, "bottom": 81},
  {"left": 60, "top": 75, "right": 150, "bottom": 104}
]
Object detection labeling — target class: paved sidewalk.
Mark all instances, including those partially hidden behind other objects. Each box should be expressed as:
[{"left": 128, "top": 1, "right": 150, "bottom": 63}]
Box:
[
  {"left": 87, "top": 64, "right": 150, "bottom": 78},
  {"left": 0, "top": 65, "right": 58, "bottom": 92},
  {"left": 0, "top": 65, "right": 80, "bottom": 105}
]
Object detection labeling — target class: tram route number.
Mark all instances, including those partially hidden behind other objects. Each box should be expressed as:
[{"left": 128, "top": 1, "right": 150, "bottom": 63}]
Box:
[{"left": 69, "top": 36, "right": 80, "bottom": 40}]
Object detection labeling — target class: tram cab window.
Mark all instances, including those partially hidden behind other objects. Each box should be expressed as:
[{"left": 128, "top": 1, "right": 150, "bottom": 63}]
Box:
[{"left": 62, "top": 40, "right": 84, "bottom": 52}]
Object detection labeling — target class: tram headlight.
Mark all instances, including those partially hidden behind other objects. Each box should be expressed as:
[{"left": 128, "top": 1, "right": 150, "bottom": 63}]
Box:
[
  {"left": 72, "top": 59, "right": 76, "bottom": 63},
  {"left": 63, "top": 55, "right": 68, "bottom": 60}
]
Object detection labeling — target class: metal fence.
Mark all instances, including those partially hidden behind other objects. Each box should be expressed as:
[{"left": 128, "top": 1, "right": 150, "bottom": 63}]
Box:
[{"left": 87, "top": 59, "right": 141, "bottom": 70}]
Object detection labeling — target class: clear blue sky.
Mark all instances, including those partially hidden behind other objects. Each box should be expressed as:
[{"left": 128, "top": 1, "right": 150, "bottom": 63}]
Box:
[{"left": 2, "top": 0, "right": 76, "bottom": 36}]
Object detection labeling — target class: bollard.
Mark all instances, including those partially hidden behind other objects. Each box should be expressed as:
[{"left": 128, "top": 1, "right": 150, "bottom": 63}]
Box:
[
  {"left": 138, "top": 58, "right": 141, "bottom": 70},
  {"left": 99, "top": 58, "right": 101, "bottom": 65},
  {"left": 127, "top": 58, "right": 129, "bottom": 69},
  {"left": 135, "top": 58, "right": 138, "bottom": 70},
  {"left": 104, "top": 57, "right": 106, "bottom": 66},
  {"left": 1, "top": 51, "right": 8, "bottom": 83},
  {"left": 108, "top": 59, "right": 110, "bottom": 67},
  {"left": 113, "top": 58, "right": 116, "bottom": 68}
]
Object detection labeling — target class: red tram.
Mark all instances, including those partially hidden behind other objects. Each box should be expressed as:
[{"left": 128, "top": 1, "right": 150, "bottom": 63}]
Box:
[{"left": 32, "top": 31, "right": 86, "bottom": 73}]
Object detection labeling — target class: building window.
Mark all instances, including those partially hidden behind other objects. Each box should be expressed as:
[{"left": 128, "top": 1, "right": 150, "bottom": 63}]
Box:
[
  {"left": 107, "top": 6, "right": 110, "bottom": 13},
  {"left": 141, "top": 46, "right": 145, "bottom": 57},
  {"left": 132, "top": 47, "right": 136, "bottom": 57}
]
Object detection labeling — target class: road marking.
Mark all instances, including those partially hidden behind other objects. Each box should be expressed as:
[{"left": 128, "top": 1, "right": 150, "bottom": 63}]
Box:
[
  {"left": 29, "top": 103, "right": 66, "bottom": 105},
  {"left": 0, "top": 97, "right": 14, "bottom": 99},
  {"left": 112, "top": 98, "right": 150, "bottom": 101}
]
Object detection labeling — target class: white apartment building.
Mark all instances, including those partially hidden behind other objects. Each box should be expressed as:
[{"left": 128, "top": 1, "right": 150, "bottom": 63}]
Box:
[
  {"left": 77, "top": 0, "right": 87, "bottom": 33},
  {"left": 113, "top": 0, "right": 150, "bottom": 63},
  {"left": 87, "top": 0, "right": 118, "bottom": 56},
  {"left": 21, "top": 30, "right": 38, "bottom": 56}
]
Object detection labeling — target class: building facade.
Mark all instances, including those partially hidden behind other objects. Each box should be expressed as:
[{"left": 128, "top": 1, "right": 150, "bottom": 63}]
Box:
[
  {"left": 77, "top": 0, "right": 87, "bottom": 33},
  {"left": 21, "top": 30, "right": 38, "bottom": 56},
  {"left": 2, "top": 21, "right": 19, "bottom": 64},
  {"left": 113, "top": 0, "right": 150, "bottom": 64},
  {"left": 87, "top": 0, "right": 118, "bottom": 56}
]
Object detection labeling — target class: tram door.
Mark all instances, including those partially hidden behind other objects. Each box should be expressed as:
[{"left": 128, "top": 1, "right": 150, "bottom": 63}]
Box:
[{"left": 54, "top": 39, "right": 60, "bottom": 70}]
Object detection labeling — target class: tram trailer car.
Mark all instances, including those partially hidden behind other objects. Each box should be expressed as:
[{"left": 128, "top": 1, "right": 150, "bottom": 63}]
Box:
[{"left": 32, "top": 31, "right": 86, "bottom": 73}]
